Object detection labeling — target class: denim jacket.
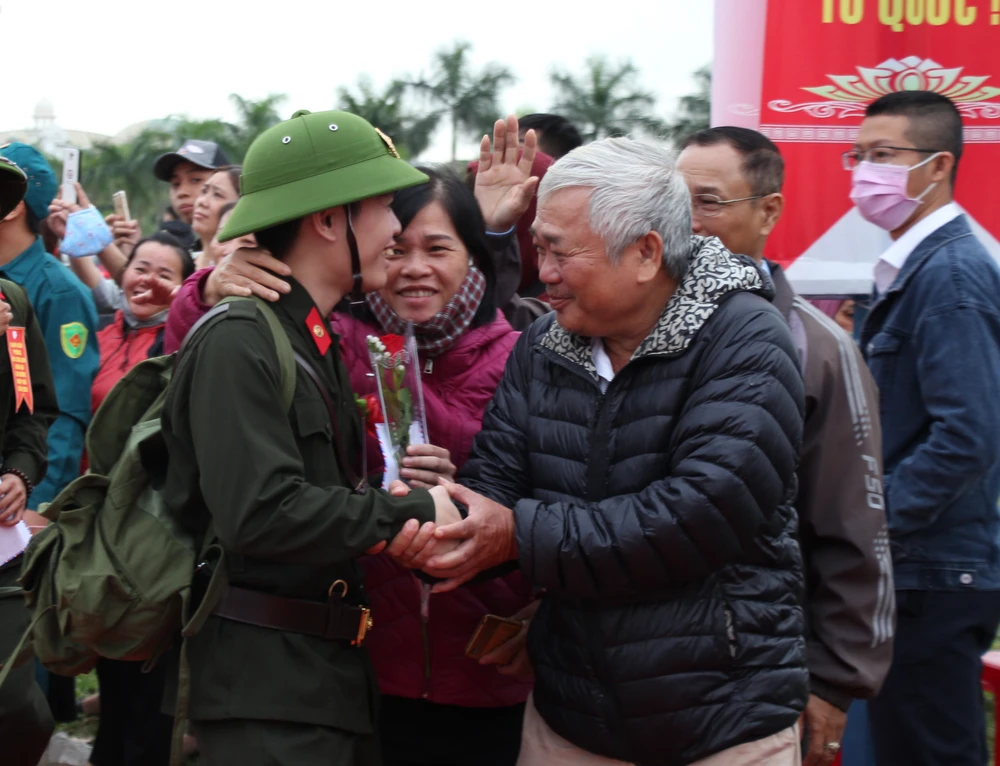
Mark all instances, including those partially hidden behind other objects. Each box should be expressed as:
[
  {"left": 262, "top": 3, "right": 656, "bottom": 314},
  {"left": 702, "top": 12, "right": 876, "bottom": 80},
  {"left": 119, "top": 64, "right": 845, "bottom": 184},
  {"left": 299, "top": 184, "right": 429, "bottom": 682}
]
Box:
[{"left": 861, "top": 215, "right": 1000, "bottom": 591}]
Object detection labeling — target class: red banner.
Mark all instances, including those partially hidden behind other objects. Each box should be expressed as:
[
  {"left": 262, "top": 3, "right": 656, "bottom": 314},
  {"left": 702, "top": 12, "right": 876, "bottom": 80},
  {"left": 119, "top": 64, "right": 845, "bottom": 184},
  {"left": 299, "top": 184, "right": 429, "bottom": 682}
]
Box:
[
  {"left": 715, "top": 0, "right": 1000, "bottom": 293},
  {"left": 7, "top": 327, "right": 33, "bottom": 415}
]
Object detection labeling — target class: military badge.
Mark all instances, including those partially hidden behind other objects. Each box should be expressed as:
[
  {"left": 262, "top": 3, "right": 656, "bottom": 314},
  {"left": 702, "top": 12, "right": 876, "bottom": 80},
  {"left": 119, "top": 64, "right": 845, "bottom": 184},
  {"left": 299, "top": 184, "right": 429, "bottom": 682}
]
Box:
[
  {"left": 60, "top": 322, "right": 88, "bottom": 359},
  {"left": 374, "top": 128, "right": 401, "bottom": 159}
]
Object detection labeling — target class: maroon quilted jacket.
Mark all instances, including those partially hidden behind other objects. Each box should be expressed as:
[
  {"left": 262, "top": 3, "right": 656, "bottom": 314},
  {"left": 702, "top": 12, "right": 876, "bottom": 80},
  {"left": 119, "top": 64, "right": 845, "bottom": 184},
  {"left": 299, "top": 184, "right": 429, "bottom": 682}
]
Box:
[{"left": 331, "top": 310, "right": 535, "bottom": 707}]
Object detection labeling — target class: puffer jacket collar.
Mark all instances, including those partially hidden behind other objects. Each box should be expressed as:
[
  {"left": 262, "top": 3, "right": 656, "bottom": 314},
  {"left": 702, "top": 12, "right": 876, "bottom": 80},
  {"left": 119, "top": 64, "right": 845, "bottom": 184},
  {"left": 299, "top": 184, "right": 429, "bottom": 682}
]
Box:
[{"left": 539, "top": 236, "right": 769, "bottom": 378}]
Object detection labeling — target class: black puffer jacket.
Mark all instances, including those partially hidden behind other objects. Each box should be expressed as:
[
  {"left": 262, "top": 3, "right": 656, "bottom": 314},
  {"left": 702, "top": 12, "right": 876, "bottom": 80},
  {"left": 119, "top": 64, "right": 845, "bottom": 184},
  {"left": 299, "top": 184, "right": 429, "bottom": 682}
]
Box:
[{"left": 461, "top": 238, "right": 808, "bottom": 765}]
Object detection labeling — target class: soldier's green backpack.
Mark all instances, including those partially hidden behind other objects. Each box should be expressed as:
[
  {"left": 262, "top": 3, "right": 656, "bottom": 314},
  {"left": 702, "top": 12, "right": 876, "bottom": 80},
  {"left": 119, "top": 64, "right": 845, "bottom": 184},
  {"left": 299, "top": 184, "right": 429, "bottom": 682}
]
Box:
[{"left": 0, "top": 297, "right": 296, "bottom": 737}]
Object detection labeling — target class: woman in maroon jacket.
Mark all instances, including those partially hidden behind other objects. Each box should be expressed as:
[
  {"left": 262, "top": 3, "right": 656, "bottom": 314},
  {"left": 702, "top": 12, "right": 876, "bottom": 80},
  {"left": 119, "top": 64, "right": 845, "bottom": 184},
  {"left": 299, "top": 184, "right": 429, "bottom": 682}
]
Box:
[
  {"left": 163, "top": 118, "right": 544, "bottom": 765},
  {"left": 332, "top": 167, "right": 534, "bottom": 766}
]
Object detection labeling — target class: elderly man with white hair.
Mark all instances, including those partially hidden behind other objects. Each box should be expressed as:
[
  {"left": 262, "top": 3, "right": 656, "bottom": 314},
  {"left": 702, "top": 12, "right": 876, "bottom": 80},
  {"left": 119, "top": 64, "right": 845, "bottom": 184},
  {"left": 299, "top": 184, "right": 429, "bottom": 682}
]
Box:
[{"left": 390, "top": 136, "right": 810, "bottom": 765}]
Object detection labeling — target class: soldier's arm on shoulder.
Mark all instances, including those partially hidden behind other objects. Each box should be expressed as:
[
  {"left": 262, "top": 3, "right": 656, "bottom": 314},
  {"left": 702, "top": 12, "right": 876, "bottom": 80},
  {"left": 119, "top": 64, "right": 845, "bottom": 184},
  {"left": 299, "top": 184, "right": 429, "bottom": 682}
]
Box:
[
  {"left": 180, "top": 315, "right": 435, "bottom": 565},
  {"left": 796, "top": 304, "right": 892, "bottom": 706},
  {"left": 0, "top": 282, "right": 59, "bottom": 487}
]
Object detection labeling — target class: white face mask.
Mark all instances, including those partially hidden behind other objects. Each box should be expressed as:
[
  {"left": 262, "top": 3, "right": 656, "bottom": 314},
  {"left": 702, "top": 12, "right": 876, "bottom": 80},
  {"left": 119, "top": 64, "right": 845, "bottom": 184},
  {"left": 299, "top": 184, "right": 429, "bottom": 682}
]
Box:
[{"left": 849, "top": 153, "right": 941, "bottom": 231}]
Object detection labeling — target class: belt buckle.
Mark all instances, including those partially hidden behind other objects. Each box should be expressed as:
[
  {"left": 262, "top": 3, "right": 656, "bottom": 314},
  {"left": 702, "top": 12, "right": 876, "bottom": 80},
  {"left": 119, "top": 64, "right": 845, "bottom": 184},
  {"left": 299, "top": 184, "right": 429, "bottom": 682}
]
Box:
[
  {"left": 353, "top": 608, "right": 373, "bottom": 646},
  {"left": 329, "top": 580, "right": 373, "bottom": 646}
]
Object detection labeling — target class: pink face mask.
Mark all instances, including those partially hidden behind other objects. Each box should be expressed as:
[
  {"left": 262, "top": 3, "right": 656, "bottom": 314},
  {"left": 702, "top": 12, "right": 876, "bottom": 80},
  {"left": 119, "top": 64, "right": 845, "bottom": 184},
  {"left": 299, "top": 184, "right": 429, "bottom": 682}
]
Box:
[{"left": 849, "top": 154, "right": 940, "bottom": 231}]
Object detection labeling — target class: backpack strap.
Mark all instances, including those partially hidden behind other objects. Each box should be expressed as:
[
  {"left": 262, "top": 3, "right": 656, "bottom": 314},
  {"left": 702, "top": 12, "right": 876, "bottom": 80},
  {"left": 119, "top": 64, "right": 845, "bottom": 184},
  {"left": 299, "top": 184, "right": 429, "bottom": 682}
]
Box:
[
  {"left": 249, "top": 300, "right": 296, "bottom": 413},
  {"left": 178, "top": 297, "right": 296, "bottom": 412}
]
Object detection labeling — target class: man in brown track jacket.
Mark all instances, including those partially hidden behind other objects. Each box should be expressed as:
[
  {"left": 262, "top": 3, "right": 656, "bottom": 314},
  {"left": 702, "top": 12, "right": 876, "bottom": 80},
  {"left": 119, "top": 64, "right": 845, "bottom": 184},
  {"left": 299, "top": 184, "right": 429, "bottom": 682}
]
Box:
[{"left": 678, "top": 127, "right": 894, "bottom": 766}]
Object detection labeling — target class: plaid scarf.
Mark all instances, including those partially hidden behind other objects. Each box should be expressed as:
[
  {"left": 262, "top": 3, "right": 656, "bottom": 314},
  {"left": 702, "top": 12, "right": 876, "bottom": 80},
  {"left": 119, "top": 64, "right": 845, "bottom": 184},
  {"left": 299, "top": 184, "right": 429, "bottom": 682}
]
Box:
[{"left": 366, "top": 267, "right": 487, "bottom": 357}]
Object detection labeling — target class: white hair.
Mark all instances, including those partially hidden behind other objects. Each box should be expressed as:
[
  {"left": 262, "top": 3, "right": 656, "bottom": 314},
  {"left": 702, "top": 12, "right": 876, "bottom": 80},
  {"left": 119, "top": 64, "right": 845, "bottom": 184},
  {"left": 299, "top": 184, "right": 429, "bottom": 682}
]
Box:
[{"left": 538, "top": 137, "right": 692, "bottom": 280}]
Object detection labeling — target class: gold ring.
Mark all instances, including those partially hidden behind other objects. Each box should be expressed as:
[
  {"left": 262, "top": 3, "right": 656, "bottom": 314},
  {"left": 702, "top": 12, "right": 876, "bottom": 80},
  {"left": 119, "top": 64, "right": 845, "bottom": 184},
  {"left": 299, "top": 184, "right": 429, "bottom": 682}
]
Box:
[{"left": 328, "top": 579, "right": 348, "bottom": 598}]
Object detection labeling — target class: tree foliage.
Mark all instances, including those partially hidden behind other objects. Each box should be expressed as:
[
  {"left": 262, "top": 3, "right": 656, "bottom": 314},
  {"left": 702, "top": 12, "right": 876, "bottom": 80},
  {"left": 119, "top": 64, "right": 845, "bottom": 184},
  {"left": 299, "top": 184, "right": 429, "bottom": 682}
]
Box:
[
  {"left": 49, "top": 46, "right": 696, "bottom": 232},
  {"left": 338, "top": 77, "right": 439, "bottom": 159},
  {"left": 409, "top": 41, "right": 516, "bottom": 162},
  {"left": 550, "top": 56, "right": 665, "bottom": 141},
  {"left": 665, "top": 66, "right": 712, "bottom": 146}
]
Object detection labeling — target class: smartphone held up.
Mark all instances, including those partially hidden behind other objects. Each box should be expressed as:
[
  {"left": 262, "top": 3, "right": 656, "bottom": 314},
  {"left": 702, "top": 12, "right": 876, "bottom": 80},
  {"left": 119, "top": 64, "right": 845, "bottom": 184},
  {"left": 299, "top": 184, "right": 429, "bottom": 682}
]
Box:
[
  {"left": 112, "top": 190, "right": 130, "bottom": 221},
  {"left": 61, "top": 147, "right": 80, "bottom": 205}
]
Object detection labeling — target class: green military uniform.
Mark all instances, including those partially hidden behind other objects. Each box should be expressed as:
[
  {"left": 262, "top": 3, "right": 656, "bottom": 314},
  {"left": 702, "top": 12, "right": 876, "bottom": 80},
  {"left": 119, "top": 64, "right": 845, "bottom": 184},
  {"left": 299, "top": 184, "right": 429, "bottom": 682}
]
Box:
[
  {"left": 0, "top": 149, "right": 62, "bottom": 766},
  {"left": 160, "top": 110, "right": 437, "bottom": 765}
]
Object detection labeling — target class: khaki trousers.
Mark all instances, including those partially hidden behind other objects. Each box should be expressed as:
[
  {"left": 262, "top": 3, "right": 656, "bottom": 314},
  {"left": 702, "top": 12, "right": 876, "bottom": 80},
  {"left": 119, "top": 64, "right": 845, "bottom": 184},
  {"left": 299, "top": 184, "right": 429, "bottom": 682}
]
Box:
[{"left": 517, "top": 694, "right": 801, "bottom": 766}]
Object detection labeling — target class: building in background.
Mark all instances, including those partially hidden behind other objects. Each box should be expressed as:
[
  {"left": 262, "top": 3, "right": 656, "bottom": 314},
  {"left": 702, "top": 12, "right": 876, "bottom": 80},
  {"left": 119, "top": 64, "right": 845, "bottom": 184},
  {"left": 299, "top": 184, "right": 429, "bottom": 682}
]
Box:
[{"left": 1, "top": 99, "right": 154, "bottom": 155}]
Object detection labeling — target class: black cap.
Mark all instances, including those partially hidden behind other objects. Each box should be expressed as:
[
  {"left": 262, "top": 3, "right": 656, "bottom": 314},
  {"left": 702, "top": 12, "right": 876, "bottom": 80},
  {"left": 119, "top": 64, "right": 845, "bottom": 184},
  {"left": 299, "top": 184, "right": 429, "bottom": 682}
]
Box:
[
  {"left": 159, "top": 220, "right": 199, "bottom": 253},
  {"left": 153, "top": 139, "right": 230, "bottom": 182}
]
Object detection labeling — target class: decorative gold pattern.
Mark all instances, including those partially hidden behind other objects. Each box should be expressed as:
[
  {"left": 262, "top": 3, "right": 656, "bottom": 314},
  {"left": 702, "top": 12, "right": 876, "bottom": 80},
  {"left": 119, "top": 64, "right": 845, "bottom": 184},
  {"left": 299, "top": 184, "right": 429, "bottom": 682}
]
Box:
[{"left": 802, "top": 56, "right": 1000, "bottom": 104}]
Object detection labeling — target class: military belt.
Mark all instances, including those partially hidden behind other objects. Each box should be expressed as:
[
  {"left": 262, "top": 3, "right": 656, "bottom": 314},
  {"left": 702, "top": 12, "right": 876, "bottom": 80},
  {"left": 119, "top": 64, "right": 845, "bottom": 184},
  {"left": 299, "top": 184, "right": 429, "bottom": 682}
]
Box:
[{"left": 213, "top": 585, "right": 373, "bottom": 646}]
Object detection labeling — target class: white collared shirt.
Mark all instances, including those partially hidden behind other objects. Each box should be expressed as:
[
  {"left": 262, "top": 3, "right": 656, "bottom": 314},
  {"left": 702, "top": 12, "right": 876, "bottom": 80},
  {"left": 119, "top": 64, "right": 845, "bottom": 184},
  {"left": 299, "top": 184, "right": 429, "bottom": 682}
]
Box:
[
  {"left": 874, "top": 203, "right": 961, "bottom": 294},
  {"left": 591, "top": 337, "right": 615, "bottom": 393}
]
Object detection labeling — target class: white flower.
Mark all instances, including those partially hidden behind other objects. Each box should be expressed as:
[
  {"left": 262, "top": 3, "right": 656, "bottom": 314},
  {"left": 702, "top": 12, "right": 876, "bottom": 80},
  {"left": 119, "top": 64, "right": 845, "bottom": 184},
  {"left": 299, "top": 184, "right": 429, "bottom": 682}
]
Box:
[{"left": 366, "top": 336, "right": 388, "bottom": 354}]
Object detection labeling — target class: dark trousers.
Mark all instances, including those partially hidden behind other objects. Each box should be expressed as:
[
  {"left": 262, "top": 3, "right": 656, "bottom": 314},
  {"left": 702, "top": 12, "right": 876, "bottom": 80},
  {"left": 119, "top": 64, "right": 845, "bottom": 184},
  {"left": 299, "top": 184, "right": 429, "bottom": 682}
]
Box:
[
  {"left": 89, "top": 657, "right": 173, "bottom": 766},
  {"left": 868, "top": 589, "right": 1000, "bottom": 766},
  {"left": 193, "top": 718, "right": 381, "bottom": 766},
  {"left": 0, "top": 559, "right": 54, "bottom": 766},
  {"left": 380, "top": 695, "right": 525, "bottom": 766}
]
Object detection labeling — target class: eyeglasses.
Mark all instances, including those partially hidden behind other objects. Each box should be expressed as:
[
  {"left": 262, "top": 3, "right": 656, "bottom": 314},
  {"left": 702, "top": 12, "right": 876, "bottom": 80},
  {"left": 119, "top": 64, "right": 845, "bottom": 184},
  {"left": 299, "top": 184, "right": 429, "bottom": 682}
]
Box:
[
  {"left": 691, "top": 194, "right": 766, "bottom": 218},
  {"left": 841, "top": 146, "right": 940, "bottom": 170}
]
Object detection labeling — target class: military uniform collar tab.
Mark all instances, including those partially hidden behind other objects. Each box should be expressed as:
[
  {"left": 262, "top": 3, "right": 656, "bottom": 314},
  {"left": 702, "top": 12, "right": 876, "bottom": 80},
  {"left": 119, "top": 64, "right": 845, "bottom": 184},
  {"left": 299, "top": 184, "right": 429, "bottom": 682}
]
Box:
[{"left": 275, "top": 277, "right": 334, "bottom": 355}]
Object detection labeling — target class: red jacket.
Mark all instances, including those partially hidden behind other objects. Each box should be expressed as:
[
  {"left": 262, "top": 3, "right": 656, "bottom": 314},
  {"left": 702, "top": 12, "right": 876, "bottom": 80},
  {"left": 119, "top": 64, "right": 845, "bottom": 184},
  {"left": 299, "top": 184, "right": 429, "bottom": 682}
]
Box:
[
  {"left": 331, "top": 310, "right": 535, "bottom": 707},
  {"left": 92, "top": 312, "right": 164, "bottom": 414}
]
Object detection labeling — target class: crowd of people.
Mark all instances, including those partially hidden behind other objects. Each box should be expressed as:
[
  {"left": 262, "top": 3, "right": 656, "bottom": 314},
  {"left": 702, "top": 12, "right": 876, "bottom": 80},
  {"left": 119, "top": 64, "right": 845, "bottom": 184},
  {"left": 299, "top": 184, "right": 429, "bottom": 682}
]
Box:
[{"left": 0, "top": 88, "right": 997, "bottom": 766}]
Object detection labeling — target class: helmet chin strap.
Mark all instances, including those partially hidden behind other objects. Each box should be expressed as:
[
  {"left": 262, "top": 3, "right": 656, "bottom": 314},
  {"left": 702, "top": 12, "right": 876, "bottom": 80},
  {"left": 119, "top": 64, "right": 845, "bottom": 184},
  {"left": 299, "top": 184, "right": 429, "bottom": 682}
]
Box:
[{"left": 345, "top": 205, "right": 365, "bottom": 309}]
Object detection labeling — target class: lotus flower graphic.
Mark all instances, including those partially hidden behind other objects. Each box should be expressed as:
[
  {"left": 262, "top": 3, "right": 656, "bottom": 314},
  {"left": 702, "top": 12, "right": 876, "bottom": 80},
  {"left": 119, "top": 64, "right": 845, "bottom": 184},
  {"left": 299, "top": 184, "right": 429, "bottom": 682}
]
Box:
[{"left": 769, "top": 56, "right": 1000, "bottom": 119}]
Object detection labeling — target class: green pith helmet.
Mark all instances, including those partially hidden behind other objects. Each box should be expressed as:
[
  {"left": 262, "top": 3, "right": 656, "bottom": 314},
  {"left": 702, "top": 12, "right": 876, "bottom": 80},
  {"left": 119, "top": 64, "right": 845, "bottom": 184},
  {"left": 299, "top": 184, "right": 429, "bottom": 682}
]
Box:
[
  {"left": 0, "top": 156, "right": 28, "bottom": 220},
  {"left": 219, "top": 109, "right": 429, "bottom": 242}
]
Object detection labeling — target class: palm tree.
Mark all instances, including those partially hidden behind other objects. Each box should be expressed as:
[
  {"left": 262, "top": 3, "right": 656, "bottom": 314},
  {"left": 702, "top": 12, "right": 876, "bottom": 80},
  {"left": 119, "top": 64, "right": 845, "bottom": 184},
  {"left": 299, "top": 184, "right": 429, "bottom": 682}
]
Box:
[
  {"left": 666, "top": 66, "right": 712, "bottom": 146},
  {"left": 163, "top": 116, "right": 242, "bottom": 162},
  {"left": 550, "top": 56, "right": 665, "bottom": 141},
  {"left": 409, "top": 41, "right": 515, "bottom": 162},
  {"left": 83, "top": 128, "right": 177, "bottom": 230},
  {"left": 77, "top": 94, "right": 288, "bottom": 231},
  {"left": 228, "top": 94, "right": 287, "bottom": 159},
  {"left": 338, "top": 77, "right": 439, "bottom": 159},
  {"left": 160, "top": 95, "right": 287, "bottom": 165}
]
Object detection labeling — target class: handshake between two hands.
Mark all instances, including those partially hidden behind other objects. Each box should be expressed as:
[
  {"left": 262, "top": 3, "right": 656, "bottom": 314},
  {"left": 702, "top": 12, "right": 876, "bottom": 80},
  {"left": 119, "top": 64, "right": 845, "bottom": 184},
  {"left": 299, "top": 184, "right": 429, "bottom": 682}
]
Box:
[{"left": 368, "top": 477, "right": 518, "bottom": 595}]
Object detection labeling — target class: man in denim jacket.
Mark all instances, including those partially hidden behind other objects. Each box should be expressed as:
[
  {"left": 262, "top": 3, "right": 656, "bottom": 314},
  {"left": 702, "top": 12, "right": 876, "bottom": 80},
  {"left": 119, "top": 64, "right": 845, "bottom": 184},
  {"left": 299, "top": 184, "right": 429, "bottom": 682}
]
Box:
[{"left": 854, "top": 91, "right": 1000, "bottom": 765}]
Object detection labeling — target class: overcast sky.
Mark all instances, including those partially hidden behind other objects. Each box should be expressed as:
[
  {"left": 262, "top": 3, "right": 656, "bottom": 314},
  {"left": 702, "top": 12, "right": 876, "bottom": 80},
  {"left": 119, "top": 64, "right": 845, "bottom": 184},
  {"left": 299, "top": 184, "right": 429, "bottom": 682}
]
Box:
[{"left": 2, "top": 0, "right": 714, "bottom": 162}]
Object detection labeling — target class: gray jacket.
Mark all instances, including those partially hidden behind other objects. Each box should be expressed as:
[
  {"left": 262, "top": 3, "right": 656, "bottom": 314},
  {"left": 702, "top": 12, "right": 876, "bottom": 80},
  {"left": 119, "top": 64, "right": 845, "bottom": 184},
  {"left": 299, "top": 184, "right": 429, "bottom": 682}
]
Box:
[{"left": 769, "top": 261, "right": 895, "bottom": 710}]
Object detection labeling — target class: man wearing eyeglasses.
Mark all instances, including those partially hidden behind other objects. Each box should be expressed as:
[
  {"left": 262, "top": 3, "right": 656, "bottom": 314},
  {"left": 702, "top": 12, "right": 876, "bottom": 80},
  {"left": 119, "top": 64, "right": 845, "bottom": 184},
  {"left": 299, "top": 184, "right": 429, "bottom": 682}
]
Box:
[
  {"left": 677, "top": 127, "right": 891, "bottom": 766},
  {"left": 851, "top": 91, "right": 1000, "bottom": 766}
]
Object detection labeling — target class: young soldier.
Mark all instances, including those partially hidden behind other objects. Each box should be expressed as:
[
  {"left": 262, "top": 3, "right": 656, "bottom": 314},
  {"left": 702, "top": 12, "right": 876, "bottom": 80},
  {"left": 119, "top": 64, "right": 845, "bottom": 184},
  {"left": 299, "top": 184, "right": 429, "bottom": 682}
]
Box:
[
  {"left": 0, "top": 154, "right": 62, "bottom": 766},
  {"left": 160, "top": 110, "right": 461, "bottom": 766}
]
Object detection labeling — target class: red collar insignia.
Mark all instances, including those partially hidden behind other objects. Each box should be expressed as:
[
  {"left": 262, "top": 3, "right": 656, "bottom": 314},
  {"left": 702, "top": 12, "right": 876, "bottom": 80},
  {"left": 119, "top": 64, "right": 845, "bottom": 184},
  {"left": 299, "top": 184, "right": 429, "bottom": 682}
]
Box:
[{"left": 306, "top": 307, "right": 331, "bottom": 355}]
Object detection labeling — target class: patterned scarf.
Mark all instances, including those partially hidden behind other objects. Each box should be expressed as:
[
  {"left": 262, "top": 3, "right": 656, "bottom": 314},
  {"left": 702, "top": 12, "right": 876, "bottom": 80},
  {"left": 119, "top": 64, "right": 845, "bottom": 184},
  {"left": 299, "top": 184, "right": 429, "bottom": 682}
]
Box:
[{"left": 366, "top": 267, "right": 487, "bottom": 357}]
